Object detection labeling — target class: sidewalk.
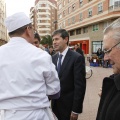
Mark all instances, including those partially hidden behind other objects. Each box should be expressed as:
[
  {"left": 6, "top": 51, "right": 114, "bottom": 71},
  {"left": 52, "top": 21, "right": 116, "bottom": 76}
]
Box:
[{"left": 78, "top": 61, "right": 113, "bottom": 120}]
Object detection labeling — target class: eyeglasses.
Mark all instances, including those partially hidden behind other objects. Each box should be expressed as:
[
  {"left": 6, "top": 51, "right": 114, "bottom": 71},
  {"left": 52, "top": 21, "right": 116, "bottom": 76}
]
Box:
[{"left": 104, "top": 41, "right": 120, "bottom": 54}]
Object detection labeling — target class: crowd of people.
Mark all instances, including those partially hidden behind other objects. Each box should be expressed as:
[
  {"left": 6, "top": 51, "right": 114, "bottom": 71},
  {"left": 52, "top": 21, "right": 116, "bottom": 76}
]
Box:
[{"left": 0, "top": 11, "right": 120, "bottom": 120}]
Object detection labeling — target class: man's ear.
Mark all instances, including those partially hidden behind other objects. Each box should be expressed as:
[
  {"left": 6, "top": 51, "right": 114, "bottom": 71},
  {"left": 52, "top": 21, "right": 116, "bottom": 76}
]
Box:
[
  {"left": 64, "top": 37, "right": 68, "bottom": 44},
  {"left": 25, "top": 26, "right": 31, "bottom": 37}
]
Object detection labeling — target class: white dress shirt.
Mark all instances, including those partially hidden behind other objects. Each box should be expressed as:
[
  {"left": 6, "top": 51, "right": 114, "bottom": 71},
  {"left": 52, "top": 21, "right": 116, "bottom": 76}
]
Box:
[{"left": 57, "top": 47, "right": 69, "bottom": 65}]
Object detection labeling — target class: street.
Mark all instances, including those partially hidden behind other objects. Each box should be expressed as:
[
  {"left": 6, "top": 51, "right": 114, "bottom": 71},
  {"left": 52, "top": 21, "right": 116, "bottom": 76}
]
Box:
[{"left": 78, "top": 61, "right": 113, "bottom": 120}]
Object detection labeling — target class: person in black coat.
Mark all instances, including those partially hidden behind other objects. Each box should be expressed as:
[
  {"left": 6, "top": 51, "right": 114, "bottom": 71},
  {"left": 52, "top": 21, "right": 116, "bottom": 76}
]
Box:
[
  {"left": 49, "top": 45, "right": 55, "bottom": 56},
  {"left": 51, "top": 29, "right": 86, "bottom": 120},
  {"left": 96, "top": 18, "right": 120, "bottom": 120},
  {"left": 74, "top": 44, "right": 84, "bottom": 56},
  {"left": 96, "top": 48, "right": 102, "bottom": 58}
]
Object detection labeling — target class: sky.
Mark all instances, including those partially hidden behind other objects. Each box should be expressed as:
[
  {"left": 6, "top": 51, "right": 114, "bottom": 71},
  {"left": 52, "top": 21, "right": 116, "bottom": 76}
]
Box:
[{"left": 6, "top": 0, "right": 35, "bottom": 17}]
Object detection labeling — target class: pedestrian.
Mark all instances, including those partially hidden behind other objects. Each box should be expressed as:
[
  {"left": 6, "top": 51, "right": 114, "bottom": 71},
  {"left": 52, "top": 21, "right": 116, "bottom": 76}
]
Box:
[
  {"left": 33, "top": 32, "right": 41, "bottom": 48},
  {"left": 49, "top": 45, "right": 55, "bottom": 56},
  {"left": 74, "top": 44, "right": 84, "bottom": 56},
  {"left": 96, "top": 18, "right": 120, "bottom": 120},
  {"left": 96, "top": 48, "right": 102, "bottom": 58},
  {"left": 0, "top": 12, "right": 60, "bottom": 120},
  {"left": 51, "top": 29, "right": 86, "bottom": 120}
]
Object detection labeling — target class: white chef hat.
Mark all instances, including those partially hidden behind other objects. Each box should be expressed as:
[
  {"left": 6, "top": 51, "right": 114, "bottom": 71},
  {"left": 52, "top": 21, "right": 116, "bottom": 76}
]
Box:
[{"left": 5, "top": 12, "right": 32, "bottom": 33}]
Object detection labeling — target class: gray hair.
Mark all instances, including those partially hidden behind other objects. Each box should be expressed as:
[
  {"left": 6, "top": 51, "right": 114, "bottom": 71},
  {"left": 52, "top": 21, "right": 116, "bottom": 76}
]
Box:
[{"left": 103, "top": 18, "right": 120, "bottom": 47}]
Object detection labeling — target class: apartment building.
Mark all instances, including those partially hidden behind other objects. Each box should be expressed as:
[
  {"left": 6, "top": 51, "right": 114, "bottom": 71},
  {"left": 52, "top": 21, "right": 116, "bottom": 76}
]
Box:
[
  {"left": 30, "top": 0, "right": 57, "bottom": 37},
  {"left": 57, "top": 0, "right": 120, "bottom": 54},
  {"left": 0, "top": 0, "right": 7, "bottom": 45}
]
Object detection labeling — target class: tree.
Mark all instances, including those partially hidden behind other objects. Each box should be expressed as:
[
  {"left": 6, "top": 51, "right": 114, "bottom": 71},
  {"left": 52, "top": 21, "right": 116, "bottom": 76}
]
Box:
[{"left": 40, "top": 35, "right": 53, "bottom": 46}]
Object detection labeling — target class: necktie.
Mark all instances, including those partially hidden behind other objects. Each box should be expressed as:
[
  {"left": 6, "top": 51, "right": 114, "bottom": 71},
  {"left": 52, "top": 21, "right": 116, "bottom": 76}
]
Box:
[{"left": 57, "top": 54, "right": 63, "bottom": 74}]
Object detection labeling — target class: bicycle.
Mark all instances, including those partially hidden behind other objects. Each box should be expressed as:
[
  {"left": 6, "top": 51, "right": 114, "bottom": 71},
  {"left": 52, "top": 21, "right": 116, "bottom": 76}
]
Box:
[{"left": 86, "top": 66, "right": 93, "bottom": 79}]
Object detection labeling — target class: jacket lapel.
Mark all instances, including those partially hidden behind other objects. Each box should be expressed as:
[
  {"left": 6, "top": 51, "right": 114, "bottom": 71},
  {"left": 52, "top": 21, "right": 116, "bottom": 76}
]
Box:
[{"left": 53, "top": 53, "right": 59, "bottom": 71}]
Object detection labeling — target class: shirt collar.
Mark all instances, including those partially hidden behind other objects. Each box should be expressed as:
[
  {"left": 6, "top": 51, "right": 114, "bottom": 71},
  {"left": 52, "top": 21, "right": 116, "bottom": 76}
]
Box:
[
  {"left": 59, "top": 47, "right": 69, "bottom": 57},
  {"left": 9, "top": 37, "right": 28, "bottom": 43}
]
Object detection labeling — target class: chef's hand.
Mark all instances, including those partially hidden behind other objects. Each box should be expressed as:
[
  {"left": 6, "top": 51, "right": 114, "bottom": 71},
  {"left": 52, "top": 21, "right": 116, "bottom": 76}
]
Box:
[{"left": 70, "top": 112, "right": 78, "bottom": 120}]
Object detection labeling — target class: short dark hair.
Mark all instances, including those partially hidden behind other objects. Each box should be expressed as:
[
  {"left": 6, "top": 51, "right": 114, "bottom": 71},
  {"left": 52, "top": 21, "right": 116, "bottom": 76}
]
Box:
[
  {"left": 8, "top": 23, "right": 32, "bottom": 36},
  {"left": 52, "top": 29, "right": 69, "bottom": 45},
  {"left": 34, "top": 33, "right": 41, "bottom": 42}
]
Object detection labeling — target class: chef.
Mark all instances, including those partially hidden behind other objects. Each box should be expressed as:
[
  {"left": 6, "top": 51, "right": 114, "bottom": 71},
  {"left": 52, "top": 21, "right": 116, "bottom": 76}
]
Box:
[{"left": 0, "top": 12, "right": 60, "bottom": 120}]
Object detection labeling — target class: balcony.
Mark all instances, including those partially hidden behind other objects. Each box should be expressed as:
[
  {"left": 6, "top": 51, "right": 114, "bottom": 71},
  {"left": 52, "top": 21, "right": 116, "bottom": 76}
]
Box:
[
  {"left": 39, "top": 33, "right": 51, "bottom": 36},
  {"left": 37, "top": 23, "right": 51, "bottom": 26},
  {"left": 37, "top": 28, "right": 51, "bottom": 31},
  {"left": 37, "top": 7, "right": 50, "bottom": 10},
  {"left": 109, "top": 4, "right": 120, "bottom": 12},
  {"left": 37, "top": 12, "right": 50, "bottom": 15},
  {"left": 37, "top": 17, "right": 50, "bottom": 20}
]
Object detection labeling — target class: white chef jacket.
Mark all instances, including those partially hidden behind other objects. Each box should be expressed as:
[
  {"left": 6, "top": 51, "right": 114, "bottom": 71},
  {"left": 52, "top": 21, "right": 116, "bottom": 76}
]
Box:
[{"left": 0, "top": 37, "right": 60, "bottom": 120}]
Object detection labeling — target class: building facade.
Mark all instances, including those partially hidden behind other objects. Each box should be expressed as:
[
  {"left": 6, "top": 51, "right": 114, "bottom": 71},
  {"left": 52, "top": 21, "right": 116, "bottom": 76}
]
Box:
[
  {"left": 30, "top": 0, "right": 57, "bottom": 38},
  {"left": 57, "top": 0, "right": 120, "bottom": 54},
  {"left": 0, "top": 0, "right": 7, "bottom": 45}
]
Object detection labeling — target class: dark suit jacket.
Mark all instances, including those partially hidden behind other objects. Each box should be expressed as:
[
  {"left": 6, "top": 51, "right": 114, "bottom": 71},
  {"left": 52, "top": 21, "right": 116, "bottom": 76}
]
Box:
[{"left": 52, "top": 49, "right": 86, "bottom": 120}]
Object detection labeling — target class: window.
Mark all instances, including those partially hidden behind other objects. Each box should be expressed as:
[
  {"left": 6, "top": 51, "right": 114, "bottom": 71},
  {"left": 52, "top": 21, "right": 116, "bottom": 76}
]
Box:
[
  {"left": 88, "top": 8, "right": 92, "bottom": 17},
  {"left": 68, "top": 0, "right": 71, "bottom": 3},
  {"left": 72, "top": 4, "right": 75, "bottom": 11},
  {"left": 63, "top": 0, "right": 65, "bottom": 6},
  {"left": 92, "top": 41, "right": 103, "bottom": 53},
  {"left": 46, "top": 10, "right": 49, "bottom": 12},
  {"left": 70, "top": 30, "right": 75, "bottom": 36},
  {"left": 93, "top": 24, "right": 99, "bottom": 31},
  {"left": 83, "top": 27, "right": 88, "bottom": 33},
  {"left": 68, "top": 19, "right": 71, "bottom": 25},
  {"left": 109, "top": 0, "right": 120, "bottom": 10},
  {"left": 98, "top": 3, "right": 103, "bottom": 13},
  {"left": 79, "top": 13, "right": 82, "bottom": 21},
  {"left": 68, "top": 7, "right": 71, "bottom": 14},
  {"left": 114, "top": 0, "right": 120, "bottom": 7},
  {"left": 46, "top": 4, "right": 49, "bottom": 7},
  {"left": 59, "top": 4, "right": 62, "bottom": 10},
  {"left": 72, "top": 17, "right": 75, "bottom": 24},
  {"left": 76, "top": 28, "right": 81, "bottom": 34},
  {"left": 58, "top": 23, "right": 62, "bottom": 29},
  {"left": 103, "top": 21, "right": 112, "bottom": 29},
  {"left": 46, "top": 15, "right": 49, "bottom": 18},
  {"left": 80, "top": 0, "right": 83, "bottom": 6},
  {"left": 41, "top": 4, "right": 46, "bottom": 7},
  {"left": 63, "top": 21, "right": 65, "bottom": 27},
  {"left": 63, "top": 10, "right": 65, "bottom": 16},
  {"left": 38, "top": 9, "right": 42, "bottom": 12},
  {"left": 58, "top": 13, "right": 62, "bottom": 19}
]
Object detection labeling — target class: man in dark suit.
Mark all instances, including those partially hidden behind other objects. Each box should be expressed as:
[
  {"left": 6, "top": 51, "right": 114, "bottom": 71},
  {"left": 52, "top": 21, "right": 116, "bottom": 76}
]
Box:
[{"left": 51, "top": 29, "right": 86, "bottom": 120}]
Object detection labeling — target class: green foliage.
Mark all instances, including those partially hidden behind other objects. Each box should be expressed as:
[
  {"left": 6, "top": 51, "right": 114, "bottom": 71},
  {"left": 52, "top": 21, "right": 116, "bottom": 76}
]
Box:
[{"left": 40, "top": 35, "right": 53, "bottom": 45}]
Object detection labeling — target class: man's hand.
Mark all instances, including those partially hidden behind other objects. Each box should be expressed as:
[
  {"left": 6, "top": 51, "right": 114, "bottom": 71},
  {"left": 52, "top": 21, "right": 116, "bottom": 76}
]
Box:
[{"left": 70, "top": 112, "right": 78, "bottom": 120}]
